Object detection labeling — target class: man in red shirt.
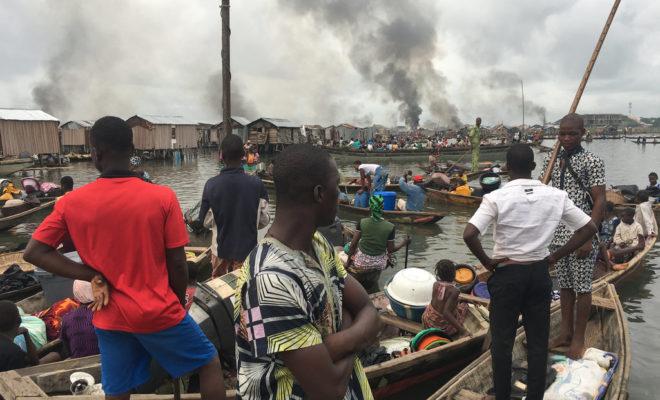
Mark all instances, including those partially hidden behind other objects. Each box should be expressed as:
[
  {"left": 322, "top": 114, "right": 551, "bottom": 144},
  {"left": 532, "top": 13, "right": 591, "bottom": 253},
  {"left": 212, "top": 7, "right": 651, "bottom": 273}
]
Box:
[{"left": 24, "top": 116, "right": 225, "bottom": 400}]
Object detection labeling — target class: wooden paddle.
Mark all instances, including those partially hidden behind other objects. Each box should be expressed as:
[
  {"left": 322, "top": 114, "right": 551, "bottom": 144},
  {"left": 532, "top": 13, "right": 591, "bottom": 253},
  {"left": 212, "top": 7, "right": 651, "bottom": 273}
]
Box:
[
  {"left": 541, "top": 0, "right": 621, "bottom": 184},
  {"left": 404, "top": 237, "right": 410, "bottom": 269}
]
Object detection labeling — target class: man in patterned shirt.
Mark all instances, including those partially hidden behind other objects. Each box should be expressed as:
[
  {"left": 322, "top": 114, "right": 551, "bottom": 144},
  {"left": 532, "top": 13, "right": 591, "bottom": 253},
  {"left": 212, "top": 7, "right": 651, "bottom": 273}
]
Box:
[
  {"left": 542, "top": 113, "right": 606, "bottom": 359},
  {"left": 235, "top": 144, "right": 380, "bottom": 400}
]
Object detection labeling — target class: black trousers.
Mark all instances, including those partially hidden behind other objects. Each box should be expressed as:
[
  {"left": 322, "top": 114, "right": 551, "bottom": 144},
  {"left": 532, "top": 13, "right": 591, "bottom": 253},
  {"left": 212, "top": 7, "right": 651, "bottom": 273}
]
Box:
[{"left": 488, "top": 260, "right": 551, "bottom": 400}]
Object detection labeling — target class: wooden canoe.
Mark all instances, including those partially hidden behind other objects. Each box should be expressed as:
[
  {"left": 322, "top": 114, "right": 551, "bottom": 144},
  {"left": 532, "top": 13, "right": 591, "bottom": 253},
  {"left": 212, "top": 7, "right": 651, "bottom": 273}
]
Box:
[
  {"left": 262, "top": 178, "right": 401, "bottom": 194},
  {"left": 0, "top": 362, "right": 237, "bottom": 399},
  {"left": 0, "top": 200, "right": 56, "bottom": 231},
  {"left": 364, "top": 291, "right": 491, "bottom": 399},
  {"left": 338, "top": 203, "right": 445, "bottom": 225},
  {"left": 426, "top": 188, "right": 483, "bottom": 208},
  {"left": 428, "top": 283, "right": 630, "bottom": 400},
  {"left": 323, "top": 145, "right": 511, "bottom": 162}
]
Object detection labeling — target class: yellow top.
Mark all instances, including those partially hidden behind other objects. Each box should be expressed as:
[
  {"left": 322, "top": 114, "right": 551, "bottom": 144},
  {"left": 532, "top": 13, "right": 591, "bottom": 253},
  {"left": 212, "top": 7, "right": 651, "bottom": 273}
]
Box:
[{"left": 451, "top": 184, "right": 473, "bottom": 196}]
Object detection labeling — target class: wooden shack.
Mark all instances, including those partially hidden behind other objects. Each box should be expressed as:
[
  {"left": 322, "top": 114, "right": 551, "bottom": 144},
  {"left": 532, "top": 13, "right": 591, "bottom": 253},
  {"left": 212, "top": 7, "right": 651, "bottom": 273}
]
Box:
[
  {"left": 326, "top": 123, "right": 365, "bottom": 142},
  {"left": 213, "top": 116, "right": 250, "bottom": 144},
  {"left": 0, "top": 109, "right": 60, "bottom": 157},
  {"left": 246, "top": 118, "right": 302, "bottom": 153},
  {"left": 60, "top": 120, "right": 93, "bottom": 154},
  {"left": 126, "top": 115, "right": 198, "bottom": 157}
]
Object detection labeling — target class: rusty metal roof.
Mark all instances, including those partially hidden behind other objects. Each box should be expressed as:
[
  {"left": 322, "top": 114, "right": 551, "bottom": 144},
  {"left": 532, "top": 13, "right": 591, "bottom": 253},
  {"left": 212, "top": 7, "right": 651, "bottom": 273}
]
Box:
[
  {"left": 0, "top": 108, "right": 58, "bottom": 122},
  {"left": 129, "top": 114, "right": 199, "bottom": 125}
]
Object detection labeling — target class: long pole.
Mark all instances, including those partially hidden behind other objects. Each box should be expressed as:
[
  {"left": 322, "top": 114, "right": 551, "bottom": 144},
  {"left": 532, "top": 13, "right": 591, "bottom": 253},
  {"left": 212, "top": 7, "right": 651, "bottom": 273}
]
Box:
[
  {"left": 521, "top": 80, "right": 525, "bottom": 138},
  {"left": 221, "top": 0, "right": 231, "bottom": 141},
  {"left": 542, "top": 0, "right": 621, "bottom": 184}
]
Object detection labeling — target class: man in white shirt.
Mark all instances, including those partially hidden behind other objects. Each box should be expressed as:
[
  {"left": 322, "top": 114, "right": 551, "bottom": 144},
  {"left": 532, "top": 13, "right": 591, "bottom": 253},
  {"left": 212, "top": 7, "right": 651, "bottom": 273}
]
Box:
[
  {"left": 463, "top": 144, "right": 597, "bottom": 400},
  {"left": 635, "top": 190, "right": 656, "bottom": 237},
  {"left": 352, "top": 161, "right": 388, "bottom": 193}
]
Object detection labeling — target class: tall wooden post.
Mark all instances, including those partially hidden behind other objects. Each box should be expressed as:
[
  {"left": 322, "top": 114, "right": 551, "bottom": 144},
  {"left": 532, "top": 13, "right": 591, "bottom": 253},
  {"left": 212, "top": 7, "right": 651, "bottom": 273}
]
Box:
[{"left": 221, "top": 0, "right": 231, "bottom": 141}]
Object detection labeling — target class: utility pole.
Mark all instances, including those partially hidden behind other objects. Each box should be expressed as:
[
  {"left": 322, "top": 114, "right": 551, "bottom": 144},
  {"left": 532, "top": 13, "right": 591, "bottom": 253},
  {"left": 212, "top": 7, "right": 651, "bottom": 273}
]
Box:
[{"left": 221, "top": 0, "right": 231, "bottom": 141}]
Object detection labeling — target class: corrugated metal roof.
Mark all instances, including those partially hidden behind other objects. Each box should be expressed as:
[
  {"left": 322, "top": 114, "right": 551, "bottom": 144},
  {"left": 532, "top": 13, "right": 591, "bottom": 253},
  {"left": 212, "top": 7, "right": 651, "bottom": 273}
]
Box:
[
  {"left": 132, "top": 114, "right": 198, "bottom": 125},
  {"left": 255, "top": 118, "right": 301, "bottom": 128},
  {"left": 0, "top": 108, "right": 58, "bottom": 122},
  {"left": 232, "top": 116, "right": 251, "bottom": 126},
  {"left": 61, "top": 120, "right": 94, "bottom": 129}
]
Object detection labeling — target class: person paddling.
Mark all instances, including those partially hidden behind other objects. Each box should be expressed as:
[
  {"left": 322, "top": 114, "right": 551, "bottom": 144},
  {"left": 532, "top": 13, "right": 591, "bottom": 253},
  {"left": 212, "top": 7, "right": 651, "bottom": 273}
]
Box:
[{"left": 464, "top": 144, "right": 597, "bottom": 400}]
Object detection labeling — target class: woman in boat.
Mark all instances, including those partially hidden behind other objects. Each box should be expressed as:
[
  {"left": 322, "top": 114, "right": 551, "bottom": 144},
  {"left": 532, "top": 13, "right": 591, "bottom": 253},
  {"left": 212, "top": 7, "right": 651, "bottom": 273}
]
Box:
[
  {"left": 60, "top": 280, "right": 100, "bottom": 359},
  {"left": 421, "top": 260, "right": 468, "bottom": 337},
  {"left": 345, "top": 195, "right": 410, "bottom": 277}
]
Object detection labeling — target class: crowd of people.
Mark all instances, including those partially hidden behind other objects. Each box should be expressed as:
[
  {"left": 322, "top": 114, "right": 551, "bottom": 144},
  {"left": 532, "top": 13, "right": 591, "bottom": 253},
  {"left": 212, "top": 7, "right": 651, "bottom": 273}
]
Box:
[{"left": 0, "top": 113, "right": 654, "bottom": 400}]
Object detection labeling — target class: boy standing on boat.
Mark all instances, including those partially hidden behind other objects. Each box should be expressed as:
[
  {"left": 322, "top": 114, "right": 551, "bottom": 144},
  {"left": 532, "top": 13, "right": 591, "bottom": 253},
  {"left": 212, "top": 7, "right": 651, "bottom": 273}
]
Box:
[
  {"left": 463, "top": 144, "right": 597, "bottom": 400},
  {"left": 541, "top": 113, "right": 606, "bottom": 360},
  {"left": 468, "top": 117, "right": 482, "bottom": 172},
  {"left": 198, "top": 134, "right": 268, "bottom": 278},
  {"left": 235, "top": 145, "right": 379, "bottom": 400},
  {"left": 24, "top": 117, "right": 225, "bottom": 400}
]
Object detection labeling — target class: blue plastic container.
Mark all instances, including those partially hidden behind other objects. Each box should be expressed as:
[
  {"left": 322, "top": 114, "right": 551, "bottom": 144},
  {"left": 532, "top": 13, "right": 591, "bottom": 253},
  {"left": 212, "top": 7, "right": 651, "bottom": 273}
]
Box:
[
  {"left": 472, "top": 282, "right": 490, "bottom": 299},
  {"left": 375, "top": 191, "right": 396, "bottom": 211}
]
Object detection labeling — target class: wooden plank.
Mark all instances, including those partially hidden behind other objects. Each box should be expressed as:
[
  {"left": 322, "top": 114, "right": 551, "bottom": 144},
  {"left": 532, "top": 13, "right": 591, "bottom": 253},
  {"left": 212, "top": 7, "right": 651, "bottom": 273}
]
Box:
[
  {"left": 46, "top": 390, "right": 237, "bottom": 399},
  {"left": 379, "top": 312, "right": 423, "bottom": 333},
  {"left": 454, "top": 389, "right": 484, "bottom": 400},
  {"left": 459, "top": 293, "right": 490, "bottom": 307},
  {"left": 592, "top": 295, "right": 616, "bottom": 311},
  {"left": 36, "top": 363, "right": 101, "bottom": 394},
  {"left": 0, "top": 371, "right": 47, "bottom": 400},
  {"left": 15, "top": 356, "right": 100, "bottom": 378}
]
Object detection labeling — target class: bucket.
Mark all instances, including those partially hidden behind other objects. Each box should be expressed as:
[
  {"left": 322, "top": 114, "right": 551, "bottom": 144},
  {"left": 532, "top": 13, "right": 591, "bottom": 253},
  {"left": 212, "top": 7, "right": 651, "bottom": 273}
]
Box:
[
  {"left": 472, "top": 282, "right": 490, "bottom": 299},
  {"left": 375, "top": 191, "right": 396, "bottom": 211}
]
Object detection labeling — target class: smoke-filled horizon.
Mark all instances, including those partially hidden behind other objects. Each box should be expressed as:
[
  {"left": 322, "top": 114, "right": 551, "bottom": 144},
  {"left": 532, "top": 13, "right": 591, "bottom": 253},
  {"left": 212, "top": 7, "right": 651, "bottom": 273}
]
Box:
[{"left": 1, "top": 0, "right": 658, "bottom": 127}]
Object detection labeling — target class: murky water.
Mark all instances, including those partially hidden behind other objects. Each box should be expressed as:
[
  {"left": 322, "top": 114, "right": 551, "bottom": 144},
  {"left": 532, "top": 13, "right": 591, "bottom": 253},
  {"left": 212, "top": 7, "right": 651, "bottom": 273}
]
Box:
[{"left": 3, "top": 140, "right": 657, "bottom": 398}]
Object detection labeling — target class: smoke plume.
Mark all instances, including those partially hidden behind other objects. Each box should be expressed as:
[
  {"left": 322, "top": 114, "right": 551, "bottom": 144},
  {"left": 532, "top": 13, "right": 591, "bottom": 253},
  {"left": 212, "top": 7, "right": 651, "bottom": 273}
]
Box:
[
  {"left": 205, "top": 70, "right": 258, "bottom": 121},
  {"left": 484, "top": 69, "right": 546, "bottom": 124},
  {"left": 280, "top": 0, "right": 461, "bottom": 129},
  {"left": 29, "top": 1, "right": 225, "bottom": 122}
]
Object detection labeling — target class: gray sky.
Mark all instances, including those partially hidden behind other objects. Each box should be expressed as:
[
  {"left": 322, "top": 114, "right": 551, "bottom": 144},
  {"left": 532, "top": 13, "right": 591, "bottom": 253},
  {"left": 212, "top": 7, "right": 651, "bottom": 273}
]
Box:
[{"left": 1, "top": 0, "right": 657, "bottom": 127}]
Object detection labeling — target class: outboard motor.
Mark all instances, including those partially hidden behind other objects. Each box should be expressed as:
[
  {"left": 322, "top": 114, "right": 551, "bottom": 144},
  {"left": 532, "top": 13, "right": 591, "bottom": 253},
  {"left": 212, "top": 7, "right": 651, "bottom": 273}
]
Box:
[
  {"left": 189, "top": 271, "right": 242, "bottom": 369},
  {"left": 479, "top": 172, "right": 502, "bottom": 194}
]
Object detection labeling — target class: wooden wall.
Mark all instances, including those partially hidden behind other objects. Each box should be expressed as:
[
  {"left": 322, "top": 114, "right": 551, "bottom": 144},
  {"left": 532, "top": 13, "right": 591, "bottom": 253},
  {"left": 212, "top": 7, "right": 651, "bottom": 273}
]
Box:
[
  {"left": 0, "top": 120, "right": 60, "bottom": 156},
  {"left": 174, "top": 125, "right": 198, "bottom": 149},
  {"left": 132, "top": 125, "right": 172, "bottom": 150},
  {"left": 61, "top": 128, "right": 86, "bottom": 146}
]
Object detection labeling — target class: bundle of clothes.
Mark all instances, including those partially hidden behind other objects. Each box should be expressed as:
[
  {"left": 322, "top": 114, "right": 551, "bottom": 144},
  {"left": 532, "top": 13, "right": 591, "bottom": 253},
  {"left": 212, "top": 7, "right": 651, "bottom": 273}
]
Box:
[{"left": 0, "top": 265, "right": 39, "bottom": 297}]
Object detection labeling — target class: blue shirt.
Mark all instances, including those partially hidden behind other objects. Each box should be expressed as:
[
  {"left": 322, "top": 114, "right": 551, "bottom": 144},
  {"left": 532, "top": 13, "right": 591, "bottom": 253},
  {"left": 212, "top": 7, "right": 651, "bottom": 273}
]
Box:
[
  {"left": 398, "top": 177, "right": 425, "bottom": 211},
  {"left": 199, "top": 167, "right": 268, "bottom": 261}
]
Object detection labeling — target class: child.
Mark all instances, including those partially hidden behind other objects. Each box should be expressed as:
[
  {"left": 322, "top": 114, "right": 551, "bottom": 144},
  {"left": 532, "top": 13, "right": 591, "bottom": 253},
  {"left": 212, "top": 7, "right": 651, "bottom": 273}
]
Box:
[
  {"left": 598, "top": 201, "right": 619, "bottom": 270},
  {"left": 421, "top": 260, "right": 468, "bottom": 337},
  {"left": 0, "top": 300, "right": 39, "bottom": 371},
  {"left": 611, "top": 208, "right": 645, "bottom": 264},
  {"left": 635, "top": 190, "right": 657, "bottom": 237},
  {"left": 645, "top": 172, "right": 659, "bottom": 202}
]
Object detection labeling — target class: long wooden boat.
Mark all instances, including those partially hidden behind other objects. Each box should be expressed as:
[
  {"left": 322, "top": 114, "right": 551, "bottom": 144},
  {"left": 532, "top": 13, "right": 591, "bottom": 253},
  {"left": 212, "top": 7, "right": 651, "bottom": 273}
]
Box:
[
  {"left": 262, "top": 178, "right": 401, "bottom": 194},
  {"left": 0, "top": 362, "right": 237, "bottom": 399},
  {"left": 0, "top": 157, "right": 34, "bottom": 176},
  {"left": 426, "top": 188, "right": 482, "bottom": 208},
  {"left": 428, "top": 283, "right": 630, "bottom": 400},
  {"left": 338, "top": 203, "right": 445, "bottom": 225},
  {"left": 363, "top": 292, "right": 491, "bottom": 399},
  {"left": 323, "top": 144, "right": 511, "bottom": 162},
  {"left": 0, "top": 200, "right": 56, "bottom": 231}
]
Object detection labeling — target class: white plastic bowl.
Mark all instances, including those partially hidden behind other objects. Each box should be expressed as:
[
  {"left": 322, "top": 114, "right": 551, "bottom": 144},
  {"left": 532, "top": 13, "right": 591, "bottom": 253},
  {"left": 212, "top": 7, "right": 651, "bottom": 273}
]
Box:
[{"left": 385, "top": 268, "right": 435, "bottom": 307}]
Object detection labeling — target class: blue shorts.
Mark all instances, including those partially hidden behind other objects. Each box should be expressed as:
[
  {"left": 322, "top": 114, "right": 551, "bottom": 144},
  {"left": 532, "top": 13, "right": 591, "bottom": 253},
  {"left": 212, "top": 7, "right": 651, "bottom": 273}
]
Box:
[{"left": 95, "top": 314, "right": 217, "bottom": 396}]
